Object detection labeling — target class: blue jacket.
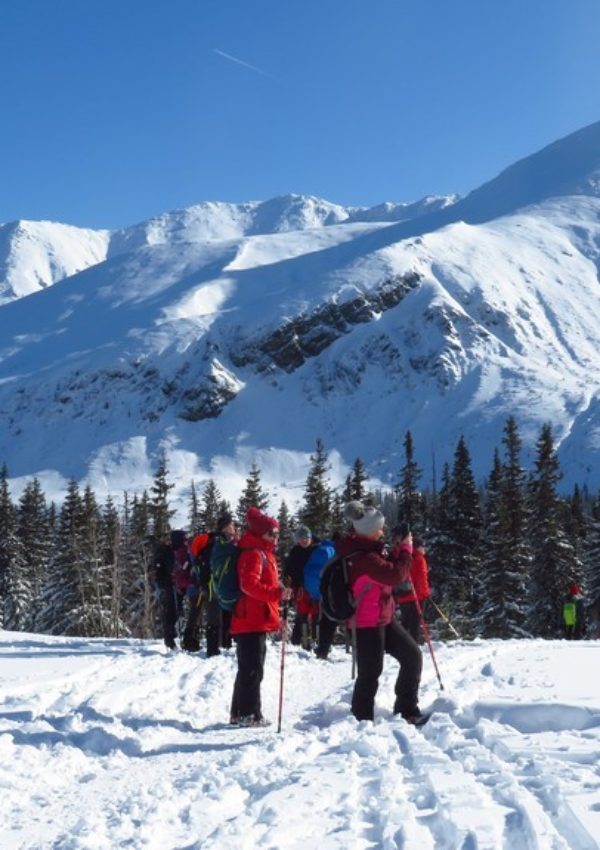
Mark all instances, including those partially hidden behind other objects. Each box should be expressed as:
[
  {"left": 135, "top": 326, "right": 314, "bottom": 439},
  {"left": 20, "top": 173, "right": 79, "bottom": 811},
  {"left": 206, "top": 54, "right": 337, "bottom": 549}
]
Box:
[{"left": 304, "top": 539, "right": 336, "bottom": 600}]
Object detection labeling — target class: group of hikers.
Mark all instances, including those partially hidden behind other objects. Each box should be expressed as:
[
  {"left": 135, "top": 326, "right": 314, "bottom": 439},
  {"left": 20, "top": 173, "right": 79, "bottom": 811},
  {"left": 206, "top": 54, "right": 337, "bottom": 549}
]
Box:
[
  {"left": 153, "top": 499, "right": 433, "bottom": 727},
  {"left": 153, "top": 499, "right": 587, "bottom": 728}
]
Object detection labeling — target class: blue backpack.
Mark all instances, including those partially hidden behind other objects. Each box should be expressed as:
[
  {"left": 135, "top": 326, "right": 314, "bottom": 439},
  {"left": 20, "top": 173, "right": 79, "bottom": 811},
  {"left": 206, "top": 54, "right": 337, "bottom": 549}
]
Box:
[{"left": 303, "top": 539, "right": 336, "bottom": 601}]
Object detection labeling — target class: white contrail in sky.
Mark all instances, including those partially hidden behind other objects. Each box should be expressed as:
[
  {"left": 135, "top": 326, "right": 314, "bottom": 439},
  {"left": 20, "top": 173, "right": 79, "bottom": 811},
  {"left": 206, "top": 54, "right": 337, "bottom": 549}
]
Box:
[{"left": 213, "top": 48, "right": 272, "bottom": 78}]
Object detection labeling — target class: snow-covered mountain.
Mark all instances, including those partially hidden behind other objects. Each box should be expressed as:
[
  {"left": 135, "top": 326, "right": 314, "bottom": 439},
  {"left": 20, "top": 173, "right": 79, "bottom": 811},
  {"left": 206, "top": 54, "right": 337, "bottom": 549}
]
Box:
[
  {"left": 0, "top": 194, "right": 458, "bottom": 305},
  {"left": 0, "top": 220, "right": 110, "bottom": 305},
  {"left": 2, "top": 120, "right": 600, "bottom": 512}
]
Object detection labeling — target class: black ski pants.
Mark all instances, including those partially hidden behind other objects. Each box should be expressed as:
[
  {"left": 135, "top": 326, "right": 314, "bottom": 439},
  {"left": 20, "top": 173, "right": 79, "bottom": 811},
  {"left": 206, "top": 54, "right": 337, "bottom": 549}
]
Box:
[
  {"left": 398, "top": 600, "right": 421, "bottom": 643},
  {"left": 315, "top": 614, "right": 337, "bottom": 658},
  {"left": 230, "top": 632, "right": 267, "bottom": 721},
  {"left": 157, "top": 584, "right": 183, "bottom": 647},
  {"left": 351, "top": 619, "right": 422, "bottom": 722}
]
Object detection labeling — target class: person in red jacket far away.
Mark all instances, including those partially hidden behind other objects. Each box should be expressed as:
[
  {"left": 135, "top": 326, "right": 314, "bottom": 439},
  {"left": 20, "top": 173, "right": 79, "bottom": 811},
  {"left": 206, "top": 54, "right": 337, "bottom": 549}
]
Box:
[
  {"left": 229, "top": 506, "right": 291, "bottom": 727},
  {"left": 395, "top": 535, "right": 431, "bottom": 643}
]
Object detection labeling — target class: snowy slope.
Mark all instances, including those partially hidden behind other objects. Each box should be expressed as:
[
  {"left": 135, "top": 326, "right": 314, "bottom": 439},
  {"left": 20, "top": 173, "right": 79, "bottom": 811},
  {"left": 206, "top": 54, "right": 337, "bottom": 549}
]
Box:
[
  {"left": 1, "top": 631, "right": 599, "bottom": 849},
  {"left": 0, "top": 194, "right": 458, "bottom": 305},
  {"left": 0, "top": 221, "right": 110, "bottom": 305},
  {"left": 1, "top": 120, "right": 600, "bottom": 512}
]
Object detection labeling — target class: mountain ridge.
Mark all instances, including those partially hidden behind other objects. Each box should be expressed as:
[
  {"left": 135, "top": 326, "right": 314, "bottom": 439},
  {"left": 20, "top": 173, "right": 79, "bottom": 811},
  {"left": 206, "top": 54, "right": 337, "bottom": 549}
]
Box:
[{"left": 2, "top": 119, "right": 600, "bottom": 514}]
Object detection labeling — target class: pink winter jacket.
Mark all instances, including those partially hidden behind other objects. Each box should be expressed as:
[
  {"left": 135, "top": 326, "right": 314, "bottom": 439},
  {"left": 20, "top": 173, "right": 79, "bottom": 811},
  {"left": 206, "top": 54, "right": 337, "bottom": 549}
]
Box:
[{"left": 337, "top": 534, "right": 412, "bottom": 628}]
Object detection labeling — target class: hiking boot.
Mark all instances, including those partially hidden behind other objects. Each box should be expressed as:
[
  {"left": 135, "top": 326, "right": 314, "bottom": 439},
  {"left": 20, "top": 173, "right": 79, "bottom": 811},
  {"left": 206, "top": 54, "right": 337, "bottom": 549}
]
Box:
[
  {"left": 238, "top": 715, "right": 271, "bottom": 728},
  {"left": 164, "top": 638, "right": 177, "bottom": 650},
  {"left": 403, "top": 711, "right": 431, "bottom": 728}
]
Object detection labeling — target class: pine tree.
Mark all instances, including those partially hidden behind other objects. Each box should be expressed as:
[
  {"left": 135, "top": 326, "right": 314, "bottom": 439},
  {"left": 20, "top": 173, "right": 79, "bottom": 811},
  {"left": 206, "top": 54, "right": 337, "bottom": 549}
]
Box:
[
  {"left": 100, "top": 495, "right": 125, "bottom": 636},
  {"left": 188, "top": 480, "right": 201, "bottom": 534},
  {"left": 584, "top": 494, "right": 600, "bottom": 636},
  {"left": 39, "top": 478, "right": 86, "bottom": 635},
  {"left": 480, "top": 417, "right": 530, "bottom": 637},
  {"left": 276, "top": 500, "right": 293, "bottom": 566},
  {"left": 149, "top": 452, "right": 175, "bottom": 539},
  {"left": 330, "top": 492, "right": 346, "bottom": 534},
  {"left": 237, "top": 464, "right": 269, "bottom": 528},
  {"left": 396, "top": 431, "right": 424, "bottom": 529},
  {"left": 122, "top": 492, "right": 156, "bottom": 638},
  {"left": 478, "top": 437, "right": 528, "bottom": 638},
  {"left": 528, "top": 424, "right": 579, "bottom": 636},
  {"left": 0, "top": 466, "right": 27, "bottom": 631},
  {"left": 17, "top": 477, "right": 51, "bottom": 630},
  {"left": 200, "top": 479, "right": 223, "bottom": 531},
  {"left": 298, "top": 438, "right": 331, "bottom": 537},
  {"left": 347, "top": 458, "right": 368, "bottom": 502},
  {"left": 434, "top": 437, "right": 482, "bottom": 633}
]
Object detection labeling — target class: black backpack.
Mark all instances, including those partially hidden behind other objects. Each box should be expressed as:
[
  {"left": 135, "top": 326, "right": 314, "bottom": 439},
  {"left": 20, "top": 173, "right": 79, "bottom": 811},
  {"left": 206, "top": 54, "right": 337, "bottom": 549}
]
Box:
[{"left": 319, "top": 552, "right": 359, "bottom": 623}]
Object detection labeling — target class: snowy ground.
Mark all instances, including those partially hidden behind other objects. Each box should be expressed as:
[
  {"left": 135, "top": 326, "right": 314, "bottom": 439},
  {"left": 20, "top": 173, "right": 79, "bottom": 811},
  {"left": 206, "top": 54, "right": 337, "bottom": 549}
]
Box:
[{"left": 1, "top": 632, "right": 599, "bottom": 850}]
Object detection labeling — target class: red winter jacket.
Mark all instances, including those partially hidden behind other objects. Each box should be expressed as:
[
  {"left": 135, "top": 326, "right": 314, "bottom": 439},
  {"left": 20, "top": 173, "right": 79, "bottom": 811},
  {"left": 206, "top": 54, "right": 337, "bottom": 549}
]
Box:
[
  {"left": 337, "top": 534, "right": 412, "bottom": 628},
  {"left": 230, "top": 531, "right": 283, "bottom": 635},
  {"left": 395, "top": 549, "right": 431, "bottom": 604}
]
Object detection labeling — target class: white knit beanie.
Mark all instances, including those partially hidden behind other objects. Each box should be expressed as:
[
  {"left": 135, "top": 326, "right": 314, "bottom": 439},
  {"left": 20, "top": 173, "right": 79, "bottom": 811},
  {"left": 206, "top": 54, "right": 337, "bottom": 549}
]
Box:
[{"left": 344, "top": 500, "right": 385, "bottom": 536}]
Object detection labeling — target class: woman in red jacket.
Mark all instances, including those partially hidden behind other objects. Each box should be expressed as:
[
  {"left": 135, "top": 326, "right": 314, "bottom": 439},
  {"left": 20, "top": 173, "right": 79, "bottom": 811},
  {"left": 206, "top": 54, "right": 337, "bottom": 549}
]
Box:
[
  {"left": 340, "top": 502, "right": 424, "bottom": 724},
  {"left": 230, "top": 506, "right": 290, "bottom": 727},
  {"left": 395, "top": 535, "right": 431, "bottom": 643}
]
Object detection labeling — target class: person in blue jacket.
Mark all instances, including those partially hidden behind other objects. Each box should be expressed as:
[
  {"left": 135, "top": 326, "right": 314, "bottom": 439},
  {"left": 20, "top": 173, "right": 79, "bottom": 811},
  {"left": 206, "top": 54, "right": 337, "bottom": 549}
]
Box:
[{"left": 303, "top": 538, "right": 338, "bottom": 659}]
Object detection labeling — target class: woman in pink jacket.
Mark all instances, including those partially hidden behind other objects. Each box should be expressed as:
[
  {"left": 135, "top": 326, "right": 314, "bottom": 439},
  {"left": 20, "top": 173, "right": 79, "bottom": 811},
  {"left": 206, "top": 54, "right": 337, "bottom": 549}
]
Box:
[{"left": 339, "top": 502, "right": 424, "bottom": 724}]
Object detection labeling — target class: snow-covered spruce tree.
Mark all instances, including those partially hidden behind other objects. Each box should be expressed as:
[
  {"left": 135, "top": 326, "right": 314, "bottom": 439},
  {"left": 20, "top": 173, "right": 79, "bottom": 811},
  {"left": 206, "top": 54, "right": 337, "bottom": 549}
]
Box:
[
  {"left": 276, "top": 500, "right": 293, "bottom": 567},
  {"left": 486, "top": 416, "right": 530, "bottom": 637},
  {"left": 122, "top": 491, "right": 157, "bottom": 638},
  {"left": 298, "top": 438, "right": 332, "bottom": 538},
  {"left": 396, "top": 430, "right": 425, "bottom": 530},
  {"left": 527, "top": 424, "right": 579, "bottom": 636},
  {"left": 200, "top": 479, "right": 223, "bottom": 531},
  {"left": 342, "top": 458, "right": 369, "bottom": 503},
  {"left": 76, "top": 485, "right": 115, "bottom": 636},
  {"left": 427, "top": 462, "right": 453, "bottom": 598},
  {"left": 39, "top": 478, "right": 86, "bottom": 635},
  {"left": 584, "top": 494, "right": 600, "bottom": 636},
  {"left": 16, "top": 477, "right": 51, "bottom": 631},
  {"left": 444, "top": 437, "right": 482, "bottom": 632},
  {"left": 188, "top": 480, "right": 201, "bottom": 534},
  {"left": 477, "top": 434, "right": 528, "bottom": 639},
  {"left": 100, "top": 495, "right": 127, "bottom": 637},
  {"left": 330, "top": 492, "right": 346, "bottom": 535},
  {"left": 149, "top": 452, "right": 175, "bottom": 539},
  {"left": 477, "top": 451, "right": 506, "bottom": 637},
  {"left": 0, "top": 465, "right": 28, "bottom": 631},
  {"left": 237, "top": 464, "right": 269, "bottom": 528}
]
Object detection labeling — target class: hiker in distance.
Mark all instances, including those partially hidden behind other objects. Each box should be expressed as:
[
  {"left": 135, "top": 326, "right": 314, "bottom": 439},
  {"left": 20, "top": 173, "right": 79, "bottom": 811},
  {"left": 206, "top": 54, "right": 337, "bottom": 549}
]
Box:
[
  {"left": 339, "top": 501, "right": 425, "bottom": 725},
  {"left": 395, "top": 534, "right": 431, "bottom": 643},
  {"left": 230, "top": 506, "right": 292, "bottom": 727}
]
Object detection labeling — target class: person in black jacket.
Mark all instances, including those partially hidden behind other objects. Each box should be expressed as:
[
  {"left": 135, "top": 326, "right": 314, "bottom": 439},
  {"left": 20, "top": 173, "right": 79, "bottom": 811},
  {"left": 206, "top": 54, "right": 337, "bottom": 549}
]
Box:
[
  {"left": 283, "top": 527, "right": 319, "bottom": 645},
  {"left": 153, "top": 532, "right": 184, "bottom": 650}
]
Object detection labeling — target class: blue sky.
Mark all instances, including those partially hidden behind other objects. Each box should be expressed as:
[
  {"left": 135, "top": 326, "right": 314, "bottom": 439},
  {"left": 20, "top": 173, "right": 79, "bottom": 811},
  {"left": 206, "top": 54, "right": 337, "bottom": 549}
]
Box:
[{"left": 1, "top": 0, "right": 599, "bottom": 229}]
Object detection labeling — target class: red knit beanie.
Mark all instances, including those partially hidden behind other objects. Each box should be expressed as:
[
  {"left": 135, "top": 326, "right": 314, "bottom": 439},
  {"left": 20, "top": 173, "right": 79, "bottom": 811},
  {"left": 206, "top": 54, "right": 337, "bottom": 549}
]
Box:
[{"left": 246, "top": 506, "right": 279, "bottom": 537}]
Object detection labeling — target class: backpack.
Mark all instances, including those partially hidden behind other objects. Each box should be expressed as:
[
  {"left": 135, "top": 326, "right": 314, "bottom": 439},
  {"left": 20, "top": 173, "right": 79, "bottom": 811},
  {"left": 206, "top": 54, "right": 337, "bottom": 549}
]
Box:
[
  {"left": 303, "top": 540, "right": 336, "bottom": 601},
  {"left": 563, "top": 600, "right": 577, "bottom": 627},
  {"left": 319, "top": 551, "right": 359, "bottom": 623},
  {"left": 210, "top": 540, "right": 265, "bottom": 612}
]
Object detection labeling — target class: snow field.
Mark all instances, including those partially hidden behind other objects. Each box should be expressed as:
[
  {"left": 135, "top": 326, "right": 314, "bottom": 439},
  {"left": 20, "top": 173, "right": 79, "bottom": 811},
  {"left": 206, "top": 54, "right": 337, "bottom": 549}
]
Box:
[{"left": 1, "top": 634, "right": 599, "bottom": 849}]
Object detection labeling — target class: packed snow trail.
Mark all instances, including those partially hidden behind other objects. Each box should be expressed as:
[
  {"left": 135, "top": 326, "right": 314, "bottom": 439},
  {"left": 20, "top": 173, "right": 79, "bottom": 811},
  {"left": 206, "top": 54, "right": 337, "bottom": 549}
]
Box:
[{"left": 0, "top": 633, "right": 599, "bottom": 849}]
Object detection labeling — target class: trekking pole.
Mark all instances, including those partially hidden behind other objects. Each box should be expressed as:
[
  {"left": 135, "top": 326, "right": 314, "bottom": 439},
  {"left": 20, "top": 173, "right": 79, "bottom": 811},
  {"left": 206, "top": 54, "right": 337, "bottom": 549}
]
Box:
[
  {"left": 277, "top": 604, "right": 289, "bottom": 733},
  {"left": 429, "top": 599, "right": 460, "bottom": 638},
  {"left": 412, "top": 589, "right": 445, "bottom": 691}
]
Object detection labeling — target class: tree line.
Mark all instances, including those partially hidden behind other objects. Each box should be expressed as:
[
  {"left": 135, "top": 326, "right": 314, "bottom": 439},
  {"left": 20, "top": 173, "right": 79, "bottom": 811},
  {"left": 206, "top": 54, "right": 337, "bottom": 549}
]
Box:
[{"left": 1, "top": 416, "right": 599, "bottom": 640}]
